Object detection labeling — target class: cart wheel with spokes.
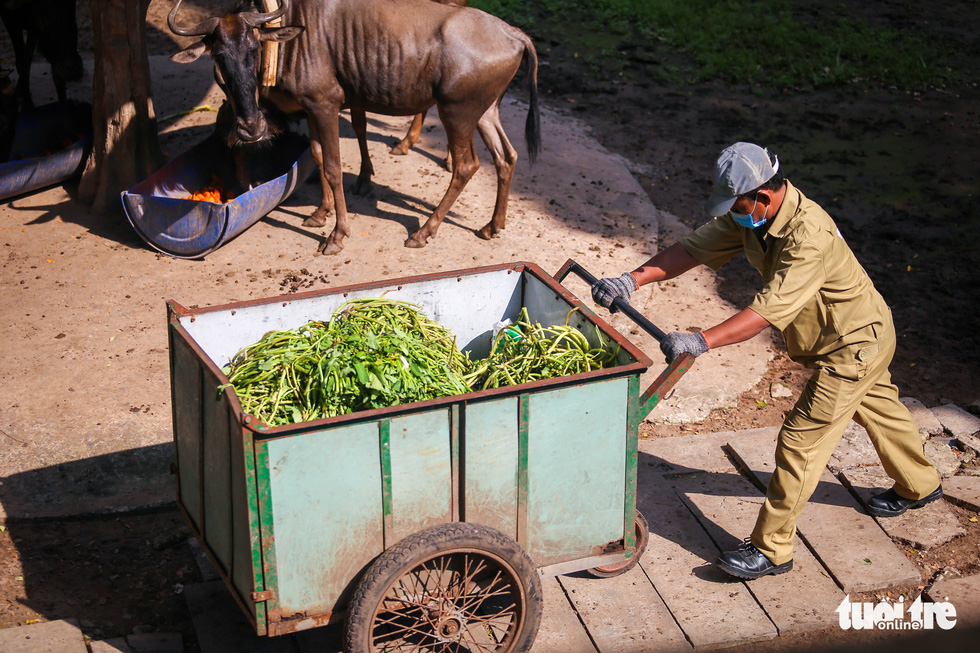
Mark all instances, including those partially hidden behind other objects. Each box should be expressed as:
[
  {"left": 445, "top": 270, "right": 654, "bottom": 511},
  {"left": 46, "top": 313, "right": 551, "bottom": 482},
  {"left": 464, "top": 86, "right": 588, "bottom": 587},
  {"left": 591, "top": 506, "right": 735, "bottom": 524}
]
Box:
[
  {"left": 343, "top": 522, "right": 543, "bottom": 653},
  {"left": 586, "top": 510, "right": 649, "bottom": 579}
]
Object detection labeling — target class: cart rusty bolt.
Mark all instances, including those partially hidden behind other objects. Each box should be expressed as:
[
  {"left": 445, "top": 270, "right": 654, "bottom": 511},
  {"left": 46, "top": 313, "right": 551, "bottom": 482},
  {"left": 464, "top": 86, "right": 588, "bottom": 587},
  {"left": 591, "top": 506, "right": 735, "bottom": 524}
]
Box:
[{"left": 252, "top": 590, "right": 274, "bottom": 602}]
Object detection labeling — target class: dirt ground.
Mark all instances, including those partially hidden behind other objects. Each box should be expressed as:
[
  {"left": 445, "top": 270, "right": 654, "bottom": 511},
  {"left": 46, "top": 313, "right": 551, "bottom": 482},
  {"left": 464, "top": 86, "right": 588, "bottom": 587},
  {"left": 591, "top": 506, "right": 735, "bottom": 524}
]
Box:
[{"left": 0, "top": 0, "right": 978, "bottom": 649}]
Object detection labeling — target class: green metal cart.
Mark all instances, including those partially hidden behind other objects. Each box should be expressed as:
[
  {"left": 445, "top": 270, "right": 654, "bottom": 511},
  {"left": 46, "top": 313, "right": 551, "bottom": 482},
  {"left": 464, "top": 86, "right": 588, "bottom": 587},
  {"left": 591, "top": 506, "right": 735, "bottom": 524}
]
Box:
[{"left": 167, "top": 260, "right": 693, "bottom": 652}]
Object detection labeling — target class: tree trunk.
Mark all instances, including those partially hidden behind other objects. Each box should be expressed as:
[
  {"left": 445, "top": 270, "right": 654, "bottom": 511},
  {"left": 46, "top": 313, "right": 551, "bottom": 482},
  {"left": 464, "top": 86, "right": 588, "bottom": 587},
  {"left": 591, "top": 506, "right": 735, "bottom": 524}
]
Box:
[{"left": 78, "top": 0, "right": 163, "bottom": 214}]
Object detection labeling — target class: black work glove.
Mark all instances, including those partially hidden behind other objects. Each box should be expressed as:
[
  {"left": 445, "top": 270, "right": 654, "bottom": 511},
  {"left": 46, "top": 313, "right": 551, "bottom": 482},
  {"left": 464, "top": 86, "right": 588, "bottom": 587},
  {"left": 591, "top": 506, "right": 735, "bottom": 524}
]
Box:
[
  {"left": 660, "top": 331, "right": 708, "bottom": 363},
  {"left": 591, "top": 272, "right": 637, "bottom": 313}
]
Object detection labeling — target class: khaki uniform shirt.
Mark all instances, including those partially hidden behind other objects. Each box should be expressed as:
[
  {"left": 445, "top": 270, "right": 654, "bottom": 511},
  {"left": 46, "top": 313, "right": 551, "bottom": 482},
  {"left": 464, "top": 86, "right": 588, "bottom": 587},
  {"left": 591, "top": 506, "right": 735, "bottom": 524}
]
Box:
[{"left": 680, "top": 181, "right": 891, "bottom": 376}]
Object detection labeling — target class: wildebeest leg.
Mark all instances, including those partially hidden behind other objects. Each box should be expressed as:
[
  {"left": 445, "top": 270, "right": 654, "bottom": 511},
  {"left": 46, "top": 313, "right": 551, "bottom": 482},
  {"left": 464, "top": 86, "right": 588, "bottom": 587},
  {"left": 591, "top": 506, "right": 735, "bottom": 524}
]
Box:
[
  {"left": 349, "top": 108, "right": 375, "bottom": 195},
  {"left": 54, "top": 77, "right": 67, "bottom": 102},
  {"left": 302, "top": 121, "right": 335, "bottom": 227},
  {"left": 474, "top": 102, "right": 518, "bottom": 240},
  {"left": 2, "top": 12, "right": 35, "bottom": 110},
  {"left": 309, "top": 111, "right": 351, "bottom": 255},
  {"left": 391, "top": 108, "right": 453, "bottom": 171},
  {"left": 390, "top": 109, "right": 425, "bottom": 156},
  {"left": 405, "top": 118, "right": 480, "bottom": 248}
]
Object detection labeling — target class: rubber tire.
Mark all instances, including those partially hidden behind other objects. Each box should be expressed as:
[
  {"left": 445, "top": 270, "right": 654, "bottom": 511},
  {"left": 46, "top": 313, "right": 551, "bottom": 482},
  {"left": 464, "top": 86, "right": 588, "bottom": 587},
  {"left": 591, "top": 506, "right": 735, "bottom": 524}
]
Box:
[
  {"left": 343, "top": 522, "right": 543, "bottom": 653},
  {"left": 586, "top": 510, "right": 649, "bottom": 579}
]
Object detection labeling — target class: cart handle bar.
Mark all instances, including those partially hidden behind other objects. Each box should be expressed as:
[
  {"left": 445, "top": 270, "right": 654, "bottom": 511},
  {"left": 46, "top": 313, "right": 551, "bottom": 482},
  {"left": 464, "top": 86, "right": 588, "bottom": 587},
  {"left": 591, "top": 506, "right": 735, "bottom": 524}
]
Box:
[
  {"left": 554, "top": 259, "right": 667, "bottom": 342},
  {"left": 554, "top": 258, "right": 694, "bottom": 420}
]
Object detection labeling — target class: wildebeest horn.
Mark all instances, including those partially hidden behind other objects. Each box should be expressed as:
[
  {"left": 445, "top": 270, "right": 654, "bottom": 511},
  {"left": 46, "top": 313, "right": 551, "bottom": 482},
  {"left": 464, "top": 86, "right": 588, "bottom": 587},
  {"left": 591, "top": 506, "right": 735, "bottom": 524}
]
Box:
[
  {"left": 241, "top": 0, "right": 289, "bottom": 28},
  {"left": 167, "top": 0, "right": 219, "bottom": 37}
]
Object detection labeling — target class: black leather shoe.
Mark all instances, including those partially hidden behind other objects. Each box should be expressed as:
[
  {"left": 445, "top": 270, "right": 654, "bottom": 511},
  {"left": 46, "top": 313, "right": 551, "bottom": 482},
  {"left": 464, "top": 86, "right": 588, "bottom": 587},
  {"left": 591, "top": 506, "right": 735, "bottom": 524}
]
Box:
[
  {"left": 716, "top": 539, "right": 793, "bottom": 580},
  {"left": 866, "top": 485, "right": 943, "bottom": 517}
]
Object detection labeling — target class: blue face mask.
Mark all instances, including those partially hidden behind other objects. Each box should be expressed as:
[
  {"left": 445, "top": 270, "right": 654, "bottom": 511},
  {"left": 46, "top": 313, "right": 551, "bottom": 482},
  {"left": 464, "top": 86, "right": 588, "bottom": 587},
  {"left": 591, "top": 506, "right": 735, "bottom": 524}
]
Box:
[{"left": 731, "top": 196, "right": 768, "bottom": 229}]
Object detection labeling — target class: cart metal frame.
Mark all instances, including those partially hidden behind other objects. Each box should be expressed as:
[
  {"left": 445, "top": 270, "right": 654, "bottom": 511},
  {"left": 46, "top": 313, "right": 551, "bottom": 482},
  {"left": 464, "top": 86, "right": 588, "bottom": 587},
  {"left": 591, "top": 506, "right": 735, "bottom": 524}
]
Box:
[{"left": 167, "top": 260, "right": 692, "bottom": 638}]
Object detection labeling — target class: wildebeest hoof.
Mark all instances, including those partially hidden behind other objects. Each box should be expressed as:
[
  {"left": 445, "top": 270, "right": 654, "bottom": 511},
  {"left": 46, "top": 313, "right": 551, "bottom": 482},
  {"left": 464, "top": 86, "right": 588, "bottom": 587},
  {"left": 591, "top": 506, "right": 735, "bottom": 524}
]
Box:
[
  {"left": 317, "top": 239, "right": 344, "bottom": 255},
  {"left": 476, "top": 225, "right": 500, "bottom": 241},
  {"left": 303, "top": 214, "right": 328, "bottom": 228}
]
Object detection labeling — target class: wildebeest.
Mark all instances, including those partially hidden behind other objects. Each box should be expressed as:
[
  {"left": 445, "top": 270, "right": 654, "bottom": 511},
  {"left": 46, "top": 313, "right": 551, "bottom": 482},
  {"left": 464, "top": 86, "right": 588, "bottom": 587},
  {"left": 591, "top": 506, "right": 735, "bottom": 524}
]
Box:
[
  {"left": 0, "top": 0, "right": 84, "bottom": 109},
  {"left": 168, "top": 0, "right": 540, "bottom": 255}
]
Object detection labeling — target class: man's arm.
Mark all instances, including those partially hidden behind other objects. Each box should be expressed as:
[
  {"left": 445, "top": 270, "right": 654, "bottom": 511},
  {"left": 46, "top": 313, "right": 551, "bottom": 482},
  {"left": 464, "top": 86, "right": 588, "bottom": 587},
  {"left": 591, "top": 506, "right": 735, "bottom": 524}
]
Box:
[
  {"left": 592, "top": 241, "right": 703, "bottom": 310},
  {"left": 702, "top": 308, "right": 771, "bottom": 348},
  {"left": 630, "top": 242, "right": 702, "bottom": 286},
  {"left": 660, "top": 306, "right": 772, "bottom": 362},
  {"left": 631, "top": 242, "right": 772, "bottom": 349}
]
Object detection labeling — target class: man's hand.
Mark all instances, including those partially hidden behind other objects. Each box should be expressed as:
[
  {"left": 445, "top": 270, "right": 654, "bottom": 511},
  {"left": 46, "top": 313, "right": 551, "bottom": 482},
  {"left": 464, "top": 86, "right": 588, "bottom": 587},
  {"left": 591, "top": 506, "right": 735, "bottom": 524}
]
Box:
[
  {"left": 661, "top": 331, "right": 708, "bottom": 363},
  {"left": 591, "top": 272, "right": 637, "bottom": 312}
]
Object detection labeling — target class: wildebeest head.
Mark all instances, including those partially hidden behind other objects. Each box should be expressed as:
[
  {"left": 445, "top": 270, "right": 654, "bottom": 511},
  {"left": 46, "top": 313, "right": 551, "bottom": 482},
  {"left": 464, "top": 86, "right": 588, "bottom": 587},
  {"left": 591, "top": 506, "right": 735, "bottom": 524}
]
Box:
[{"left": 168, "top": 0, "right": 303, "bottom": 144}]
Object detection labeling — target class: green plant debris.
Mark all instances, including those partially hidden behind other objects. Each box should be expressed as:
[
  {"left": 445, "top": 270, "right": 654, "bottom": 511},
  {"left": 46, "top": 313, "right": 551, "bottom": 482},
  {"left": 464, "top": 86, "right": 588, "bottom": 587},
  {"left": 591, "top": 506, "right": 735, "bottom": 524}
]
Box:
[
  {"left": 221, "top": 300, "right": 619, "bottom": 426},
  {"left": 221, "top": 298, "right": 472, "bottom": 425},
  {"left": 465, "top": 307, "right": 619, "bottom": 390}
]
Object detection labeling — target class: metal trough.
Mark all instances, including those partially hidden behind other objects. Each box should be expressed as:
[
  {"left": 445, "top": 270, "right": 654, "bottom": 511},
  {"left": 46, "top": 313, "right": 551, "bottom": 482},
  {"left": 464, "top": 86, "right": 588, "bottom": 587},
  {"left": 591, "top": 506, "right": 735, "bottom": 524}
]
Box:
[
  {"left": 121, "top": 132, "right": 314, "bottom": 259},
  {"left": 0, "top": 100, "right": 92, "bottom": 201}
]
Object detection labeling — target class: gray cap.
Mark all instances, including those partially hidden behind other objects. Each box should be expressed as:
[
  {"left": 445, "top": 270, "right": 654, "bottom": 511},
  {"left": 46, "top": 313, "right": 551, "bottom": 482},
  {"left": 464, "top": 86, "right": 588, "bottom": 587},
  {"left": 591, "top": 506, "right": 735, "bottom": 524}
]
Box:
[{"left": 704, "top": 142, "right": 779, "bottom": 217}]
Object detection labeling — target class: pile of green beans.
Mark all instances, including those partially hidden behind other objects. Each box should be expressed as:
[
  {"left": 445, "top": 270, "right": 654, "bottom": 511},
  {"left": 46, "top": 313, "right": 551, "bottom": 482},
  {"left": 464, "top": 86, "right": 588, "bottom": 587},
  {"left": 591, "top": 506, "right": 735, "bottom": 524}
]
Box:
[
  {"left": 221, "top": 298, "right": 473, "bottom": 426},
  {"left": 221, "top": 300, "right": 620, "bottom": 426},
  {"left": 463, "top": 307, "right": 620, "bottom": 390}
]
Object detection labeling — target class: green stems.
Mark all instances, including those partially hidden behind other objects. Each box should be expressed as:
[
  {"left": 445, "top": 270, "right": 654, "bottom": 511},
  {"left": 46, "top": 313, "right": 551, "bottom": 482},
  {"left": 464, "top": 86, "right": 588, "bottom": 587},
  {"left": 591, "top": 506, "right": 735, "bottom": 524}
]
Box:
[{"left": 222, "top": 300, "right": 620, "bottom": 426}]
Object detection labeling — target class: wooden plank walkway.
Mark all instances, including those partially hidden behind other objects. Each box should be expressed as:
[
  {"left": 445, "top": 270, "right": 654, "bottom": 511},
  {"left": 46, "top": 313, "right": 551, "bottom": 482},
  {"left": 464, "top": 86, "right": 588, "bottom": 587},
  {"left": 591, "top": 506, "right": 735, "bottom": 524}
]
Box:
[
  {"left": 636, "top": 472, "right": 777, "bottom": 649},
  {"left": 639, "top": 428, "right": 759, "bottom": 475},
  {"left": 670, "top": 473, "right": 844, "bottom": 633},
  {"left": 725, "top": 429, "right": 922, "bottom": 592},
  {"left": 558, "top": 566, "right": 691, "bottom": 653},
  {"left": 530, "top": 576, "right": 597, "bottom": 653},
  {"left": 839, "top": 466, "right": 964, "bottom": 550}
]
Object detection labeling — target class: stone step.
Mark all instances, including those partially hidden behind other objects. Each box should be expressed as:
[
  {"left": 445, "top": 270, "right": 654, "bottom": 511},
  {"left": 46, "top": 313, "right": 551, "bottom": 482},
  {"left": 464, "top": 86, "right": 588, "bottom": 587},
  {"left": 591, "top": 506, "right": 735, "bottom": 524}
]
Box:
[
  {"left": 184, "top": 580, "right": 306, "bottom": 652},
  {"left": 670, "top": 473, "right": 844, "bottom": 634},
  {"left": 923, "top": 438, "right": 965, "bottom": 479},
  {"left": 530, "top": 575, "right": 597, "bottom": 653},
  {"left": 900, "top": 397, "right": 944, "bottom": 440},
  {"left": 944, "top": 476, "right": 980, "bottom": 511},
  {"left": 925, "top": 574, "right": 980, "bottom": 629},
  {"left": 636, "top": 469, "right": 777, "bottom": 649},
  {"left": 0, "top": 619, "right": 87, "bottom": 653},
  {"left": 89, "top": 633, "right": 183, "bottom": 653},
  {"left": 839, "top": 466, "right": 964, "bottom": 550},
  {"left": 725, "top": 429, "right": 921, "bottom": 593},
  {"left": 931, "top": 404, "right": 980, "bottom": 441},
  {"left": 827, "top": 421, "right": 880, "bottom": 472}
]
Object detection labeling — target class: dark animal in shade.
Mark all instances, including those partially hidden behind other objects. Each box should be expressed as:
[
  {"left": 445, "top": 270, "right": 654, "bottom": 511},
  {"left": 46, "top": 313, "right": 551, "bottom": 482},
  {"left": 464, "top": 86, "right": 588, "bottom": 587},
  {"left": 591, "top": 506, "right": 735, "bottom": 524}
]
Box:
[{"left": 0, "top": 0, "right": 84, "bottom": 109}]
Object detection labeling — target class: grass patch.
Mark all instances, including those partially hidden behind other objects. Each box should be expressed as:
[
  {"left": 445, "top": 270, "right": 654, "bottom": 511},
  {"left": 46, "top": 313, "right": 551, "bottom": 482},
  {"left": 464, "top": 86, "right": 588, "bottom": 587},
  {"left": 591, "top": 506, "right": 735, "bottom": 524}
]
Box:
[{"left": 472, "top": 0, "right": 958, "bottom": 91}]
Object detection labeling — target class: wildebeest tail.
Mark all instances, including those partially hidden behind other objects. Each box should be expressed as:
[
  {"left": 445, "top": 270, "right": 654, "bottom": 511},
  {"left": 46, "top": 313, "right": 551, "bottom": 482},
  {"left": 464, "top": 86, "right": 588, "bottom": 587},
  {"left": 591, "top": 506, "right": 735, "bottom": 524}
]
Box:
[{"left": 515, "top": 28, "right": 541, "bottom": 165}]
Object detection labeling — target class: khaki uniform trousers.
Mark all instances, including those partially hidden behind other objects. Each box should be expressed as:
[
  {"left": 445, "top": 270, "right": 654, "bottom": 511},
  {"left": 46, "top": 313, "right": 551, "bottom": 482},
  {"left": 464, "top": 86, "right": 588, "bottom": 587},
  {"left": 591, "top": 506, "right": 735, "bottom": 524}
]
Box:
[{"left": 751, "top": 332, "right": 940, "bottom": 565}]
